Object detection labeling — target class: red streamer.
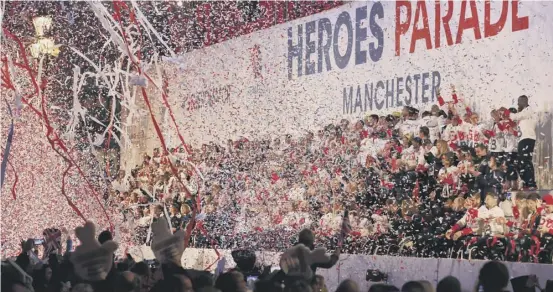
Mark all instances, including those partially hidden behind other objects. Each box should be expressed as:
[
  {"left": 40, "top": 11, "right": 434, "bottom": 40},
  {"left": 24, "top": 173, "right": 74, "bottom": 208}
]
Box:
[
  {"left": 7, "top": 159, "right": 18, "bottom": 200},
  {"left": 111, "top": 1, "right": 202, "bottom": 251},
  {"left": 2, "top": 28, "right": 113, "bottom": 230}
]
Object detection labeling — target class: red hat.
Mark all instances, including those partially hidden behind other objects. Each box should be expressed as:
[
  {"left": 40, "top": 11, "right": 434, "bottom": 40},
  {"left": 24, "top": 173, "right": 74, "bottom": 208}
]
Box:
[{"left": 543, "top": 194, "right": 553, "bottom": 206}]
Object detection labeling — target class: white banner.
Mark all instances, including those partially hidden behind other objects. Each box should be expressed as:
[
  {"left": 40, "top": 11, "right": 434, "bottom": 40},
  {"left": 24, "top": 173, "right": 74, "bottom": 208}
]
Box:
[{"left": 162, "top": 1, "right": 553, "bottom": 146}]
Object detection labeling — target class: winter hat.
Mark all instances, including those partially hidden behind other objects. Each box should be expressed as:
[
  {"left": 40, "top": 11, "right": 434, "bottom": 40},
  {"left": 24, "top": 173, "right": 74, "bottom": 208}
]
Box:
[{"left": 543, "top": 194, "right": 553, "bottom": 206}]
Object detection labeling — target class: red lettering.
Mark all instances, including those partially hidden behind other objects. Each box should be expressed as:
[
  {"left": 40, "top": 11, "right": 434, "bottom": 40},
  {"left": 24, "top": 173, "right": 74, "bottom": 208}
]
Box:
[
  {"left": 410, "top": 1, "right": 432, "bottom": 53},
  {"left": 436, "top": 0, "right": 454, "bottom": 48},
  {"left": 456, "top": 0, "right": 482, "bottom": 44},
  {"left": 484, "top": 0, "right": 508, "bottom": 37},
  {"left": 512, "top": 0, "right": 529, "bottom": 32},
  {"left": 434, "top": 1, "right": 441, "bottom": 48},
  {"left": 395, "top": 1, "right": 412, "bottom": 56}
]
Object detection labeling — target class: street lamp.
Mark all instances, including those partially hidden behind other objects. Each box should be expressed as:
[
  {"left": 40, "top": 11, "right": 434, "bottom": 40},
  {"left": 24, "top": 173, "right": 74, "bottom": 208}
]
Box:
[
  {"left": 30, "top": 14, "right": 60, "bottom": 58},
  {"left": 33, "top": 15, "right": 52, "bottom": 37}
]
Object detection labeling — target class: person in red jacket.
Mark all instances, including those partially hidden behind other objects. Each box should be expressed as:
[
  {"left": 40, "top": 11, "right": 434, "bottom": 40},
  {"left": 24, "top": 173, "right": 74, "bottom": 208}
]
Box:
[
  {"left": 446, "top": 194, "right": 480, "bottom": 236},
  {"left": 514, "top": 193, "right": 542, "bottom": 262},
  {"left": 537, "top": 194, "right": 553, "bottom": 263}
]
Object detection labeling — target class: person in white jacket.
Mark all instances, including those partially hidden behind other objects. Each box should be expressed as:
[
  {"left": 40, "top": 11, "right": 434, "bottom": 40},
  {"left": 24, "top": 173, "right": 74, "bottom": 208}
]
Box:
[
  {"left": 420, "top": 111, "right": 440, "bottom": 142},
  {"left": 478, "top": 193, "right": 506, "bottom": 237},
  {"left": 319, "top": 204, "right": 343, "bottom": 236},
  {"left": 469, "top": 193, "right": 507, "bottom": 260},
  {"left": 507, "top": 95, "right": 537, "bottom": 189}
]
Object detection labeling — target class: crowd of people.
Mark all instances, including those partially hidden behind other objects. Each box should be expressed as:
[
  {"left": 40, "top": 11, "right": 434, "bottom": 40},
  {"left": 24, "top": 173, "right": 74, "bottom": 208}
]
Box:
[
  {"left": 107, "top": 91, "right": 553, "bottom": 263},
  {"left": 3, "top": 223, "right": 552, "bottom": 292}
]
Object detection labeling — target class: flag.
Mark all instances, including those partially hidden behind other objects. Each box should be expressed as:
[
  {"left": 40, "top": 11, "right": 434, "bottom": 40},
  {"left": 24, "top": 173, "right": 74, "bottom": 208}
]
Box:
[
  {"left": 214, "top": 256, "right": 226, "bottom": 278},
  {"left": 43, "top": 228, "right": 62, "bottom": 256},
  {"left": 337, "top": 210, "right": 351, "bottom": 247}
]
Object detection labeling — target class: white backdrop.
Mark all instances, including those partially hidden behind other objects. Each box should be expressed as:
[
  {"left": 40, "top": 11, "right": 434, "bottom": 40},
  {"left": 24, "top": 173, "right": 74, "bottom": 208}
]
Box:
[{"left": 161, "top": 1, "right": 553, "bottom": 147}]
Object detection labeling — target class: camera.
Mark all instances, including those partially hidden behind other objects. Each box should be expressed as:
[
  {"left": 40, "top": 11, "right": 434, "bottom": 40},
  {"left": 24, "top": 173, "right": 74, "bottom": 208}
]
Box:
[
  {"left": 366, "top": 269, "right": 387, "bottom": 282},
  {"left": 143, "top": 259, "right": 159, "bottom": 270}
]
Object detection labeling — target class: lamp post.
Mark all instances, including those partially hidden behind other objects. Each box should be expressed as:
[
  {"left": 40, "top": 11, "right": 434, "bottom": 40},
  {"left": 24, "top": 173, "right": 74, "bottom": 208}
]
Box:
[{"left": 30, "top": 14, "right": 60, "bottom": 59}]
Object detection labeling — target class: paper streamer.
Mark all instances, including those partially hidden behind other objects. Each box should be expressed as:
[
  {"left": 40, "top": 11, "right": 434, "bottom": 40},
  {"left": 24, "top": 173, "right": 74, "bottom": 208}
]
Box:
[
  {"left": 3, "top": 28, "right": 113, "bottom": 230},
  {"left": 1, "top": 98, "right": 15, "bottom": 189}
]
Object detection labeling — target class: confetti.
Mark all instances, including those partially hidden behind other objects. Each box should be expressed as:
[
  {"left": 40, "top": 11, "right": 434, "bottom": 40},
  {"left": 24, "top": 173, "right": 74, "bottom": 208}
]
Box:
[{"left": 1, "top": 1, "right": 552, "bottom": 268}]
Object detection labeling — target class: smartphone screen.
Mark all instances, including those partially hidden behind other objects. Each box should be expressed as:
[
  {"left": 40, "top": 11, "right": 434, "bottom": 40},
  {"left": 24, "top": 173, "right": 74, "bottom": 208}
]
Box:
[
  {"left": 34, "top": 239, "right": 44, "bottom": 245},
  {"left": 246, "top": 276, "right": 258, "bottom": 289}
]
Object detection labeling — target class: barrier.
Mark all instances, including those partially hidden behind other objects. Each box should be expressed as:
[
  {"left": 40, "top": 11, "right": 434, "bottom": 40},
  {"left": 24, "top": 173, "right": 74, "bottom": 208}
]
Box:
[{"left": 127, "top": 246, "right": 553, "bottom": 292}]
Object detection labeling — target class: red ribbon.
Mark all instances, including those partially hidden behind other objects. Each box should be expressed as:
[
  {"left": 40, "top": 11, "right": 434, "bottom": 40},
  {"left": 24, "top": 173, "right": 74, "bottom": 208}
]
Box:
[
  {"left": 452, "top": 93, "right": 459, "bottom": 104},
  {"left": 195, "top": 221, "right": 221, "bottom": 270},
  {"left": 437, "top": 95, "right": 445, "bottom": 106},
  {"left": 3, "top": 28, "right": 112, "bottom": 230},
  {"left": 412, "top": 180, "right": 420, "bottom": 200},
  {"left": 484, "top": 130, "right": 496, "bottom": 137},
  {"left": 6, "top": 159, "right": 18, "bottom": 200}
]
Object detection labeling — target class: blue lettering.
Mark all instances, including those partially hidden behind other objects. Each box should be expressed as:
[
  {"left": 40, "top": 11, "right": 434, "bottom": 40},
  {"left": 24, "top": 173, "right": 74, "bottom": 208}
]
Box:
[
  {"left": 421, "top": 72, "right": 430, "bottom": 103},
  {"left": 369, "top": 2, "right": 384, "bottom": 62},
  {"left": 385, "top": 79, "right": 394, "bottom": 109},
  {"left": 431, "top": 71, "right": 441, "bottom": 102},
  {"left": 343, "top": 87, "right": 353, "bottom": 114},
  {"left": 354, "top": 85, "right": 363, "bottom": 112},
  {"left": 288, "top": 3, "right": 385, "bottom": 79},
  {"left": 305, "top": 21, "right": 316, "bottom": 75},
  {"left": 405, "top": 76, "right": 412, "bottom": 105},
  {"left": 340, "top": 72, "right": 441, "bottom": 113},
  {"left": 287, "top": 25, "right": 303, "bottom": 80},
  {"left": 364, "top": 83, "right": 373, "bottom": 111},
  {"left": 317, "top": 18, "right": 332, "bottom": 73},
  {"left": 375, "top": 81, "right": 385, "bottom": 110},
  {"left": 396, "top": 77, "right": 404, "bottom": 107},
  {"left": 413, "top": 74, "right": 421, "bottom": 104},
  {"left": 355, "top": 7, "right": 367, "bottom": 65},
  {"left": 333, "top": 12, "right": 353, "bottom": 69}
]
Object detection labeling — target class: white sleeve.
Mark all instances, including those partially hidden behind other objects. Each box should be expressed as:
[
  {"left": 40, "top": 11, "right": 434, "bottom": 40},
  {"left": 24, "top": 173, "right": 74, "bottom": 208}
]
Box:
[
  {"left": 442, "top": 125, "right": 451, "bottom": 141},
  {"left": 430, "top": 146, "right": 439, "bottom": 157},
  {"left": 426, "top": 118, "right": 438, "bottom": 127},
  {"left": 456, "top": 213, "right": 469, "bottom": 228},
  {"left": 451, "top": 167, "right": 459, "bottom": 183},
  {"left": 417, "top": 149, "right": 426, "bottom": 165},
  {"left": 510, "top": 108, "right": 533, "bottom": 121}
]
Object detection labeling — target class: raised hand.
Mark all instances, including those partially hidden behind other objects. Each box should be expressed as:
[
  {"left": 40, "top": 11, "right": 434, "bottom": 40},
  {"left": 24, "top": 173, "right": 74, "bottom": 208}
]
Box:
[
  {"left": 70, "top": 221, "right": 118, "bottom": 282},
  {"left": 151, "top": 217, "right": 185, "bottom": 266},
  {"left": 21, "top": 238, "right": 34, "bottom": 253},
  {"left": 445, "top": 229, "right": 453, "bottom": 240},
  {"left": 452, "top": 231, "right": 463, "bottom": 241}
]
